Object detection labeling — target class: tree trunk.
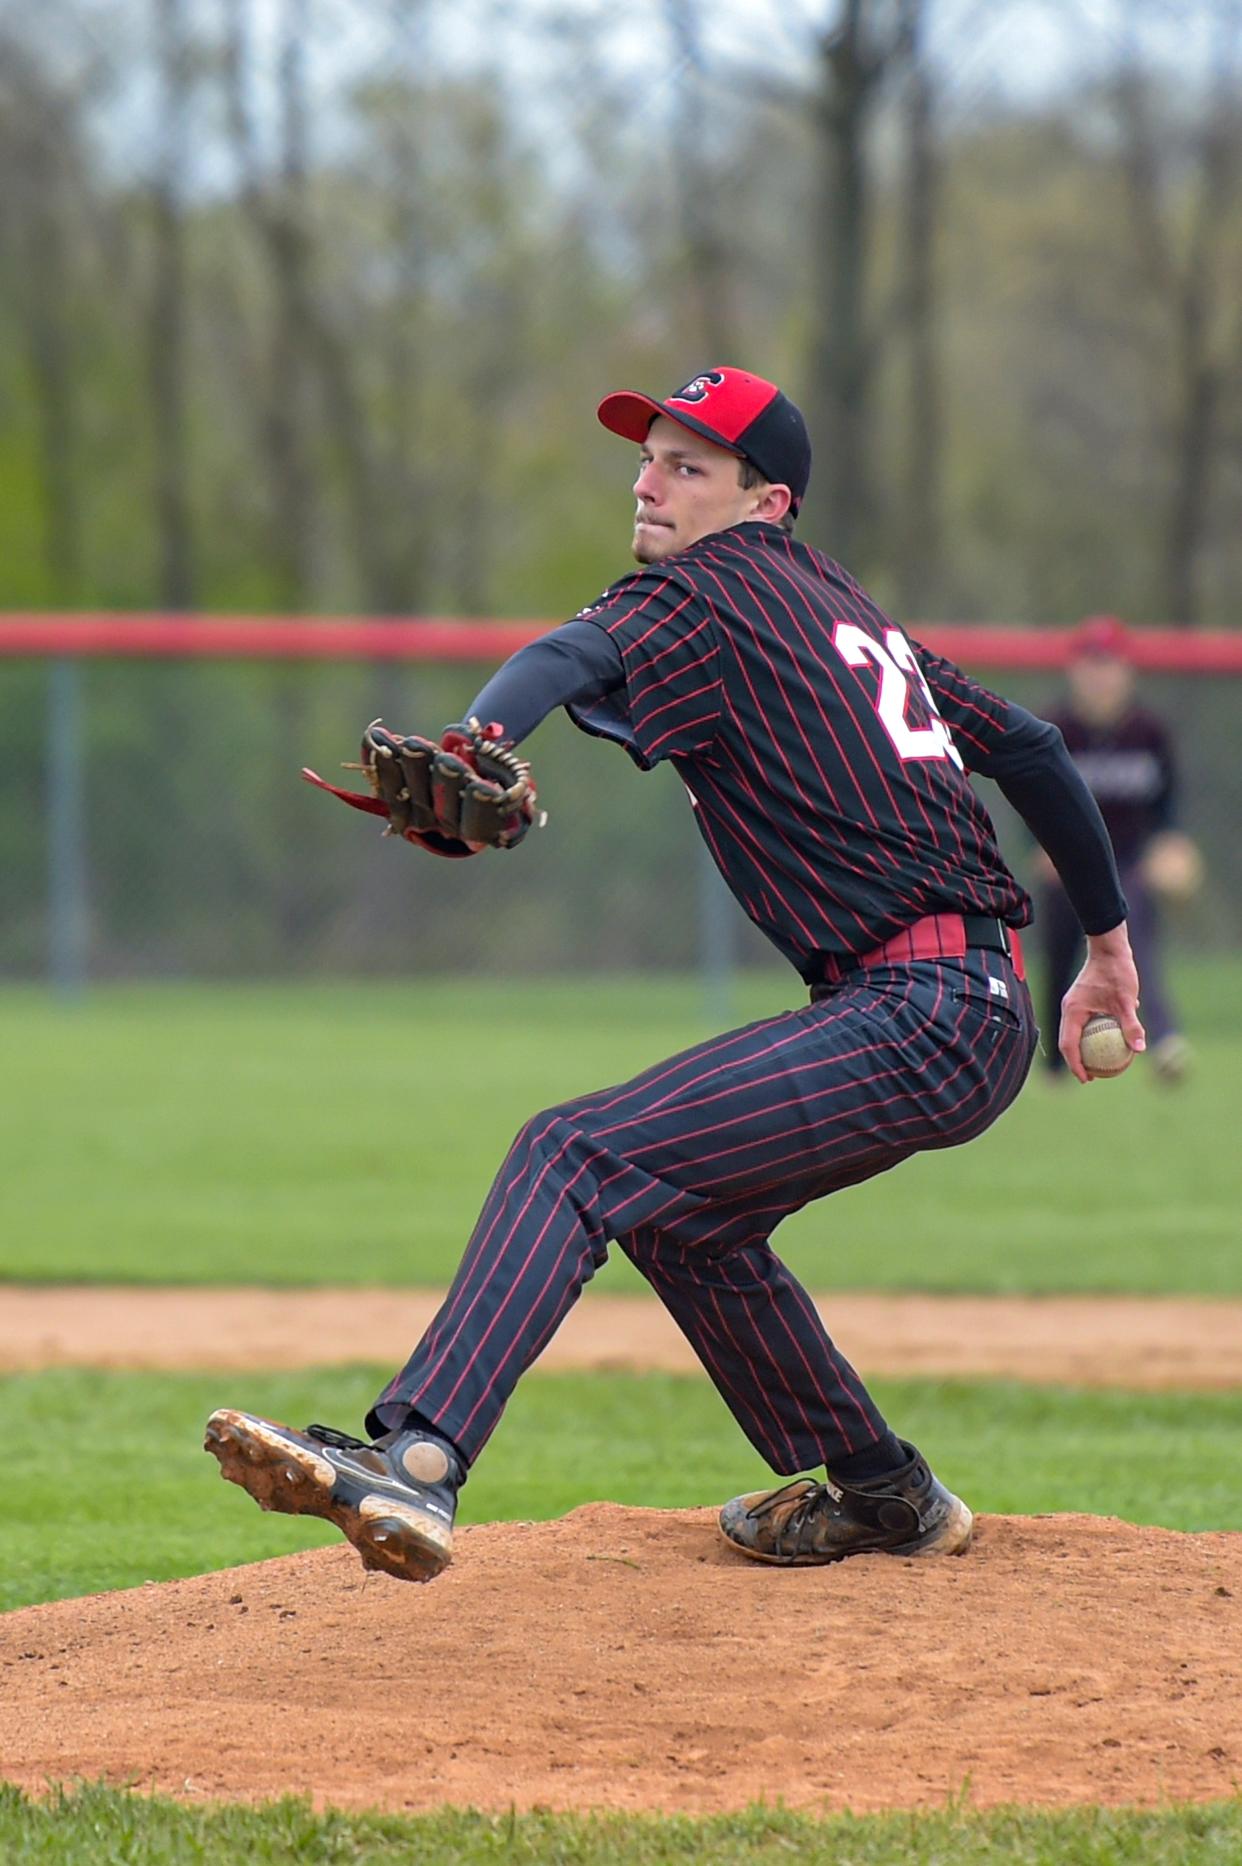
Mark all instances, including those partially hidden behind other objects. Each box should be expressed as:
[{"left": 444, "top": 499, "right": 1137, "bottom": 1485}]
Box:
[
  {"left": 150, "top": 0, "right": 195, "bottom": 608},
  {"left": 377, "top": 0, "right": 432, "bottom": 616},
  {"left": 1162, "top": 12, "right": 1240, "bottom": 630},
  {"left": 267, "top": 0, "right": 315, "bottom": 611},
  {"left": 1113, "top": 5, "right": 1242, "bottom": 627},
  {"left": 221, "top": 0, "right": 391, "bottom": 615},
  {"left": 664, "top": 0, "right": 736, "bottom": 360},
  {"left": 14, "top": 116, "right": 83, "bottom": 603},
  {"left": 895, "top": 0, "right": 942, "bottom": 620},
  {"left": 806, "top": 1, "right": 882, "bottom": 569}
]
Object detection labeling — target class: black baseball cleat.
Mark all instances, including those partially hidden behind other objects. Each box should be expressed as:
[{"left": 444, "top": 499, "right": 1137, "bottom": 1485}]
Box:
[
  {"left": 718, "top": 1444, "right": 972, "bottom": 1566},
  {"left": 204, "top": 1410, "right": 463, "bottom": 1583}
]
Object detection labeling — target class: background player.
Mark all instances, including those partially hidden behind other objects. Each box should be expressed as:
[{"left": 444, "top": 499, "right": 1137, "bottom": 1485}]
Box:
[
  {"left": 206, "top": 368, "right": 1142, "bottom": 1581},
  {"left": 1035, "top": 614, "right": 1199, "bottom": 1084}
]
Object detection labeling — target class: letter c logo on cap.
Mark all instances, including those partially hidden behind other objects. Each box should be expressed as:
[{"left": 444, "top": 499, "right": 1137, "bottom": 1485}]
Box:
[{"left": 668, "top": 371, "right": 726, "bottom": 407}]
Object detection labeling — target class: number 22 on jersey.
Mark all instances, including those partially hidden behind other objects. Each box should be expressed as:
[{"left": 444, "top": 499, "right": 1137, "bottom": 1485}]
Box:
[{"left": 831, "top": 623, "right": 964, "bottom": 771}]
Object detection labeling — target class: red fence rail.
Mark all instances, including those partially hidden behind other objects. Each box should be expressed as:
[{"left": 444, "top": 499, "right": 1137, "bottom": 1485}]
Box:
[{"left": 2, "top": 615, "right": 1242, "bottom": 671}]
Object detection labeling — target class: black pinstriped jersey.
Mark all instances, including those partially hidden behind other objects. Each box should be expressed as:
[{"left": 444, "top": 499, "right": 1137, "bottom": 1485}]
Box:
[{"left": 565, "top": 522, "right": 1033, "bottom": 982}]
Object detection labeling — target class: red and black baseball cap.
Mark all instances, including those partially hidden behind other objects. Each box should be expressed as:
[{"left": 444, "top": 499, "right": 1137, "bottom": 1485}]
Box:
[
  {"left": 597, "top": 367, "right": 813, "bottom": 513},
  {"left": 1071, "top": 614, "right": 1131, "bottom": 660}
]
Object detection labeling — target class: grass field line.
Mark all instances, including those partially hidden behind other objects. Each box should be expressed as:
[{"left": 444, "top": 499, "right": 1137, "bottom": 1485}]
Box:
[{"left": 6, "top": 1284, "right": 1242, "bottom": 1388}]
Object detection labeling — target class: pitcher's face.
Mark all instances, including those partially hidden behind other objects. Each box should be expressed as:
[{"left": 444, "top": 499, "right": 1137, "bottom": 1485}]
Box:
[{"left": 630, "top": 417, "right": 776, "bottom": 563}]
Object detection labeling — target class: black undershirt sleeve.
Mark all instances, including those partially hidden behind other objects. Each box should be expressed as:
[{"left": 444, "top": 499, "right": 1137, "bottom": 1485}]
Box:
[
  {"left": 470, "top": 638, "right": 1125, "bottom": 935},
  {"left": 466, "top": 618, "right": 626, "bottom": 748},
  {"left": 972, "top": 702, "right": 1128, "bottom": 935}
]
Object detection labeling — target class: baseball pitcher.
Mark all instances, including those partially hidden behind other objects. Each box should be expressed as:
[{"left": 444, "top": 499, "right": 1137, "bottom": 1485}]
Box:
[{"left": 207, "top": 368, "right": 1141, "bottom": 1580}]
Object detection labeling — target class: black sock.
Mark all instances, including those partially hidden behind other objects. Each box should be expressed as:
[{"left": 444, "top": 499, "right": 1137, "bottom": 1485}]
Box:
[{"left": 828, "top": 1433, "right": 909, "bottom": 1485}]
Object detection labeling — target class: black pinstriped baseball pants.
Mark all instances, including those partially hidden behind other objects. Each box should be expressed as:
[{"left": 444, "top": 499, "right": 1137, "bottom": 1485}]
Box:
[{"left": 369, "top": 949, "right": 1037, "bottom": 1475}]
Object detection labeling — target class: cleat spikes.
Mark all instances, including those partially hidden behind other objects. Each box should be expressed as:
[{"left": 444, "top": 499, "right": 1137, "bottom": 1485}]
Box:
[{"left": 203, "top": 1407, "right": 457, "bottom": 1584}]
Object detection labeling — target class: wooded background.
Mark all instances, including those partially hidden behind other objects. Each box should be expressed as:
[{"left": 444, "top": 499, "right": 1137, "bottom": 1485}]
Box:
[{"left": 3, "top": 0, "right": 1242, "bottom": 627}]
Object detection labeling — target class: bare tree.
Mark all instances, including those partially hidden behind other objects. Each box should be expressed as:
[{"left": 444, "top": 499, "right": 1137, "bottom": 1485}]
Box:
[
  {"left": 806, "top": 0, "right": 913, "bottom": 569},
  {"left": 220, "top": 0, "right": 317, "bottom": 607},
  {"left": 221, "top": 0, "right": 404, "bottom": 612},
  {"left": 0, "top": 38, "right": 85, "bottom": 602},
  {"left": 1113, "top": 0, "right": 1242, "bottom": 626},
  {"left": 894, "top": 0, "right": 942, "bottom": 618},
  {"left": 373, "top": 0, "right": 434, "bottom": 614},
  {"left": 664, "top": 0, "right": 738, "bottom": 359},
  {"left": 150, "top": 0, "right": 196, "bottom": 607},
  {"left": 268, "top": 0, "right": 316, "bottom": 608}
]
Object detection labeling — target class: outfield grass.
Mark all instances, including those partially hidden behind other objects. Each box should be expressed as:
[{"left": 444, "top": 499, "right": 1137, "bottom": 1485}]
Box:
[
  {"left": 1, "top": 960, "right": 1238, "bottom": 1293},
  {"left": 5, "top": 1365, "right": 1242, "bottom": 1612},
  {"left": 4, "top": 1783, "right": 1242, "bottom": 1865}
]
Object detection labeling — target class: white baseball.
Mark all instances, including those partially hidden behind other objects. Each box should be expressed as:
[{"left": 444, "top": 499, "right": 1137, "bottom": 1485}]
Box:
[{"left": 1080, "top": 1015, "right": 1134, "bottom": 1078}]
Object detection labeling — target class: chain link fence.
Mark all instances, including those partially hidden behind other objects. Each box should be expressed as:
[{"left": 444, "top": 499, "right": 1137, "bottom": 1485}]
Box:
[{"left": 1, "top": 645, "right": 1236, "bottom": 987}]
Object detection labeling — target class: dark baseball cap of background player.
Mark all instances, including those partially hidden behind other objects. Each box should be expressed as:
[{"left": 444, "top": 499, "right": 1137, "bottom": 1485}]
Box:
[
  {"left": 597, "top": 368, "right": 812, "bottom": 556},
  {"left": 1066, "top": 614, "right": 1135, "bottom": 726}
]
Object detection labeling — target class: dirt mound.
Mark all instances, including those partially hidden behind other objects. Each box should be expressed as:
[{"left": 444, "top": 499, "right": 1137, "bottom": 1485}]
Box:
[
  {"left": 3, "top": 1507, "right": 1239, "bottom": 1814},
  {"left": 8, "top": 1286, "right": 1242, "bottom": 1388}
]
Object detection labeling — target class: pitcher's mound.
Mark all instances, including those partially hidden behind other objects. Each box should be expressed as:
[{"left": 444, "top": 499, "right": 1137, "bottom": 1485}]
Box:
[{"left": 3, "top": 1506, "right": 1240, "bottom": 1814}]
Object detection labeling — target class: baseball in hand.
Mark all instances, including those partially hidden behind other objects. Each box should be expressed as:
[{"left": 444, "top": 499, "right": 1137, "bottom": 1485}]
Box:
[{"left": 1079, "top": 1015, "right": 1134, "bottom": 1078}]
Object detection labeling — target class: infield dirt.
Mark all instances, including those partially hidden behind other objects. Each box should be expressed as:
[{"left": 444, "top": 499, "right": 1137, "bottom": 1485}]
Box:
[
  {"left": 8, "top": 1288, "right": 1242, "bottom": 1814},
  {"left": 6, "top": 1286, "right": 1242, "bottom": 1388},
  {"left": 4, "top": 1506, "right": 1241, "bottom": 1814}
]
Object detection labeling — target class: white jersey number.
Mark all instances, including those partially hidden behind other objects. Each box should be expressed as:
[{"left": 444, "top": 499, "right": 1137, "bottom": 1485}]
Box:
[{"left": 831, "top": 623, "right": 964, "bottom": 771}]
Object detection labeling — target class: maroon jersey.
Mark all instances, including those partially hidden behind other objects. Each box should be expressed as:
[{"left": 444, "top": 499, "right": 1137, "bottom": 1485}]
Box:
[
  {"left": 568, "top": 521, "right": 1032, "bottom": 982},
  {"left": 1049, "top": 707, "right": 1176, "bottom": 866}
]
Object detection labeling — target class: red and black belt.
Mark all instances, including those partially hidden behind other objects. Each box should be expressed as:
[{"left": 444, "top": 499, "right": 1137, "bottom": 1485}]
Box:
[{"left": 818, "top": 911, "right": 1025, "bottom": 987}]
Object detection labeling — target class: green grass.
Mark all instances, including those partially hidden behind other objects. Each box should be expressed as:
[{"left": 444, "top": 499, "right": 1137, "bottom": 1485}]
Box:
[
  {"left": 3, "top": 1783, "right": 1242, "bottom": 1864},
  {"left": 5, "top": 1365, "right": 1242, "bottom": 1613},
  {"left": 1, "top": 961, "right": 1239, "bottom": 1293}
]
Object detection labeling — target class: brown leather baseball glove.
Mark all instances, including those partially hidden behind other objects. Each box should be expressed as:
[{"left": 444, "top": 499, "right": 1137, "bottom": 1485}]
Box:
[{"left": 303, "top": 718, "right": 542, "bottom": 858}]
